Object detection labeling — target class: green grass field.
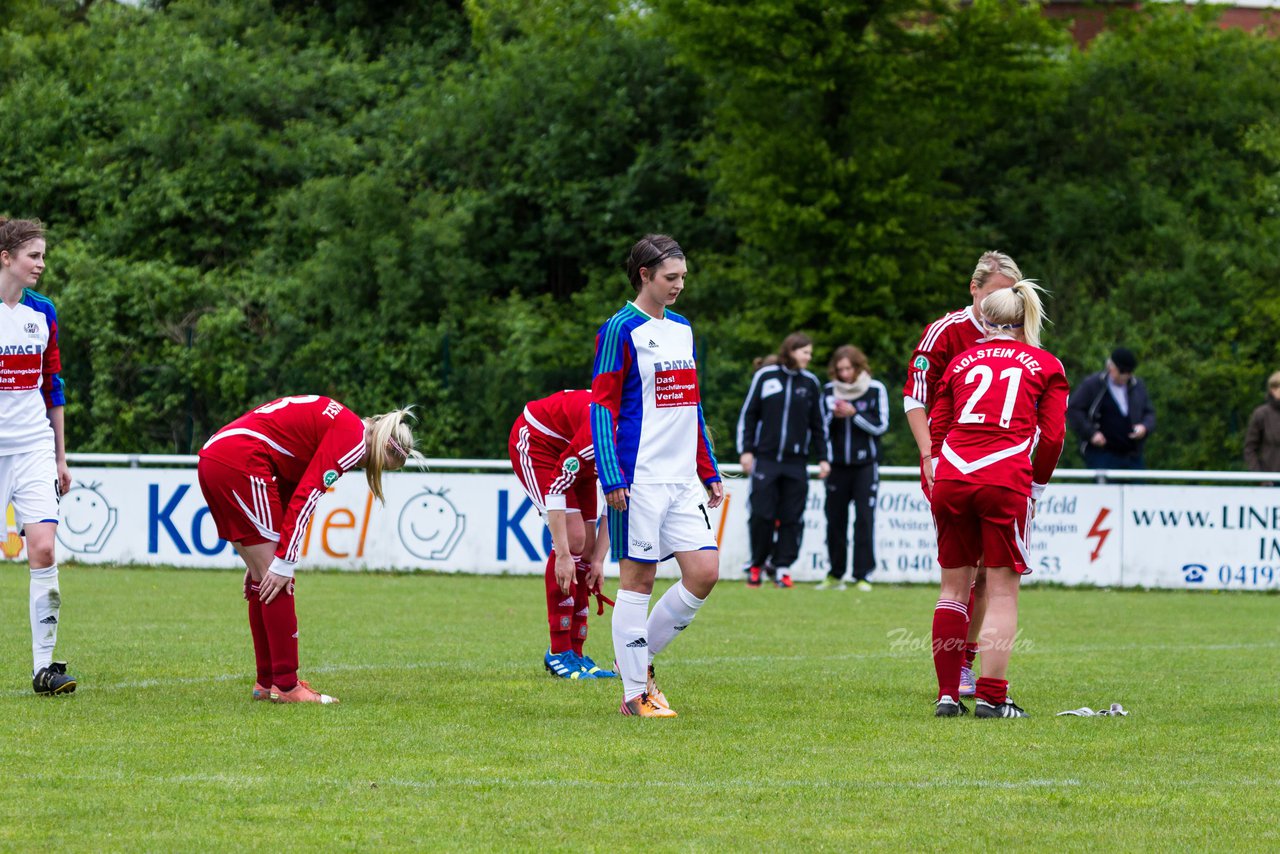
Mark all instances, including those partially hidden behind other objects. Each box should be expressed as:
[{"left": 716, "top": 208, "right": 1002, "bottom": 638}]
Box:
[{"left": 0, "top": 566, "right": 1276, "bottom": 851}]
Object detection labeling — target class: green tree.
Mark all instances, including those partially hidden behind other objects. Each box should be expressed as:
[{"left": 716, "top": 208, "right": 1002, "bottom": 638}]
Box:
[
  {"left": 993, "top": 7, "right": 1280, "bottom": 470},
  {"left": 652, "top": 0, "right": 1067, "bottom": 461}
]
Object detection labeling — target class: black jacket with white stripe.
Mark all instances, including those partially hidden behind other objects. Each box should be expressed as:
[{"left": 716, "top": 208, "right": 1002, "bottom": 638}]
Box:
[
  {"left": 823, "top": 378, "right": 889, "bottom": 466},
  {"left": 736, "top": 365, "right": 830, "bottom": 464}
]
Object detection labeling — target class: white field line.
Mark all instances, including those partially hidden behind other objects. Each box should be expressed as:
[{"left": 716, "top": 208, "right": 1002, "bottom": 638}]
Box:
[
  {"left": 9, "top": 771, "right": 1280, "bottom": 792},
  {"left": 3, "top": 769, "right": 1087, "bottom": 792},
  {"left": 4, "top": 640, "right": 1278, "bottom": 697}
]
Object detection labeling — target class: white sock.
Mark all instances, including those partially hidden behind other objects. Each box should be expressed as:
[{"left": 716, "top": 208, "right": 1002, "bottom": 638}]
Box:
[
  {"left": 612, "top": 589, "right": 651, "bottom": 701},
  {"left": 30, "top": 565, "right": 60, "bottom": 674},
  {"left": 646, "top": 581, "right": 706, "bottom": 661}
]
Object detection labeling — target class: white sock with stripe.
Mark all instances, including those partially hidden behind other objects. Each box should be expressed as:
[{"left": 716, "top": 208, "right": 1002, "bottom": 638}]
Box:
[
  {"left": 30, "top": 565, "right": 60, "bottom": 674},
  {"left": 646, "top": 581, "right": 705, "bottom": 663},
  {"left": 612, "top": 589, "right": 650, "bottom": 701}
]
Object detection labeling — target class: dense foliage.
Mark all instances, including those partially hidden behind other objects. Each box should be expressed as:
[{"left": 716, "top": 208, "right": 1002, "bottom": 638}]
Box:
[{"left": 1, "top": 0, "right": 1277, "bottom": 468}]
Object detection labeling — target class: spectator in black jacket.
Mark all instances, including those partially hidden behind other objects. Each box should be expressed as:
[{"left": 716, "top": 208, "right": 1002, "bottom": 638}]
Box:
[
  {"left": 1244, "top": 370, "right": 1280, "bottom": 483},
  {"left": 737, "top": 332, "right": 830, "bottom": 588},
  {"left": 1066, "top": 347, "right": 1156, "bottom": 470},
  {"left": 818, "top": 345, "right": 889, "bottom": 591}
]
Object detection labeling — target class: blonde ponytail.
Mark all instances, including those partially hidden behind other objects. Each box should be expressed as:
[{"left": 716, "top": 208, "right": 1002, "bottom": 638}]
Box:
[
  {"left": 364, "top": 406, "right": 421, "bottom": 503},
  {"left": 981, "top": 279, "right": 1048, "bottom": 348}
]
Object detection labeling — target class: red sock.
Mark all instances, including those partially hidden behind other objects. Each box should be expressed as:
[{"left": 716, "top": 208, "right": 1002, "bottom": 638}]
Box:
[
  {"left": 932, "top": 599, "right": 969, "bottom": 700},
  {"left": 246, "top": 581, "right": 272, "bottom": 686},
  {"left": 976, "top": 677, "right": 1008, "bottom": 705},
  {"left": 260, "top": 579, "right": 299, "bottom": 691},
  {"left": 570, "top": 560, "right": 590, "bottom": 656},
  {"left": 965, "top": 643, "right": 979, "bottom": 668},
  {"left": 545, "top": 551, "right": 573, "bottom": 654}
]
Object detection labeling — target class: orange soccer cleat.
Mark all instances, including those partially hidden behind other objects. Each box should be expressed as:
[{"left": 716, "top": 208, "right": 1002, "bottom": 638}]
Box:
[
  {"left": 251, "top": 682, "right": 271, "bottom": 701},
  {"left": 620, "top": 691, "right": 677, "bottom": 718},
  {"left": 646, "top": 664, "right": 671, "bottom": 710},
  {"left": 269, "top": 679, "right": 339, "bottom": 705}
]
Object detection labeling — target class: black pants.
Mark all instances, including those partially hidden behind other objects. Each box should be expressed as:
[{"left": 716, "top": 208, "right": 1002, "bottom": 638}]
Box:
[
  {"left": 748, "top": 458, "right": 809, "bottom": 572},
  {"left": 825, "top": 463, "right": 878, "bottom": 581}
]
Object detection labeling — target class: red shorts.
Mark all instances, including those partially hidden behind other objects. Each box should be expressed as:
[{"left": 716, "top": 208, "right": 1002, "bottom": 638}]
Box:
[
  {"left": 931, "top": 479, "right": 1033, "bottom": 574},
  {"left": 196, "top": 454, "right": 282, "bottom": 547},
  {"left": 508, "top": 417, "right": 598, "bottom": 520}
]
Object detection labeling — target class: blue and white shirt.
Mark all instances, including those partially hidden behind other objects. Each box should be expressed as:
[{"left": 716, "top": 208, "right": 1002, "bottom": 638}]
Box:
[{"left": 590, "top": 302, "right": 720, "bottom": 493}]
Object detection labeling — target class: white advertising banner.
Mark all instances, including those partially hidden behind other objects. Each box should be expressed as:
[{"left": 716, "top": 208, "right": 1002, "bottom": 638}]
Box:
[
  {"left": 1119, "top": 485, "right": 1280, "bottom": 591},
  {"left": 9, "top": 466, "right": 1275, "bottom": 591},
  {"left": 745, "top": 481, "right": 1126, "bottom": 588}
]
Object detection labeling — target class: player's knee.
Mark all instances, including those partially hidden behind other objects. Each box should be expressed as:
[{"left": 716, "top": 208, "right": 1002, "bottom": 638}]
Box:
[
  {"left": 682, "top": 559, "right": 719, "bottom": 597},
  {"left": 27, "top": 544, "right": 55, "bottom": 567}
]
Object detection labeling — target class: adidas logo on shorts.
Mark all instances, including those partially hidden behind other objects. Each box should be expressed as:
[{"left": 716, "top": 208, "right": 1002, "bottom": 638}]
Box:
[{"left": 626, "top": 636, "right": 648, "bottom": 648}]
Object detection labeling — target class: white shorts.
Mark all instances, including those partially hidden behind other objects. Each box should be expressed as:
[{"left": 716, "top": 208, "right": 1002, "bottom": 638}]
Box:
[
  {"left": 0, "top": 447, "right": 60, "bottom": 530},
  {"left": 609, "top": 481, "right": 718, "bottom": 563}
]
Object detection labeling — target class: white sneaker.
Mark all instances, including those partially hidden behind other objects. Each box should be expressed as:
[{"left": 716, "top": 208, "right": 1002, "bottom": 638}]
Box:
[
  {"left": 815, "top": 578, "right": 846, "bottom": 591},
  {"left": 854, "top": 579, "right": 873, "bottom": 592}
]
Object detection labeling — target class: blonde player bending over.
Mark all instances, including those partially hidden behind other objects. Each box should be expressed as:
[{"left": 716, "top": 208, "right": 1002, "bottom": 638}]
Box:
[{"left": 198, "top": 396, "right": 419, "bottom": 704}]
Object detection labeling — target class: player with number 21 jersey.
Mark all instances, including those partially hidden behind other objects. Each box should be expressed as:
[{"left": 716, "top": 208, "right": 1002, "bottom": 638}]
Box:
[{"left": 930, "top": 341, "right": 1070, "bottom": 506}]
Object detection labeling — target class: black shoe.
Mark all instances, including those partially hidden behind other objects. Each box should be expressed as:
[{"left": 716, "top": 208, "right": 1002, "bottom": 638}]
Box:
[
  {"left": 975, "top": 698, "right": 1028, "bottom": 718},
  {"left": 33, "top": 661, "right": 77, "bottom": 696},
  {"left": 935, "top": 695, "right": 969, "bottom": 717}
]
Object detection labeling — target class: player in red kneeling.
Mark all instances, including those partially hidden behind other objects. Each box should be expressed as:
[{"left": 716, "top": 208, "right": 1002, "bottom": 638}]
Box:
[
  {"left": 927, "top": 281, "right": 1068, "bottom": 718},
  {"left": 509, "top": 390, "right": 615, "bottom": 680},
  {"left": 198, "top": 396, "right": 419, "bottom": 704}
]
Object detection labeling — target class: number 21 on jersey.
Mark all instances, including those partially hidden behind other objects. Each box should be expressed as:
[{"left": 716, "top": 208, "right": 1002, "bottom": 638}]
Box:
[{"left": 957, "top": 365, "right": 1022, "bottom": 429}]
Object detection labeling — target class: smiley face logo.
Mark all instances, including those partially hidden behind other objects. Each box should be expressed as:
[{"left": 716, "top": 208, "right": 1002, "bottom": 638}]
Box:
[
  {"left": 397, "top": 488, "right": 466, "bottom": 560},
  {"left": 56, "top": 482, "right": 119, "bottom": 554}
]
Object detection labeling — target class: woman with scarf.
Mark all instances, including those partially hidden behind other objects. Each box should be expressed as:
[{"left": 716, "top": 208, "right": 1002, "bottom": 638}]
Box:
[{"left": 818, "top": 345, "right": 889, "bottom": 590}]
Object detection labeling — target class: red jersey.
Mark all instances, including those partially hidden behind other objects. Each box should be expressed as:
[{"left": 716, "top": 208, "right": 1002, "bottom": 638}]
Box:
[
  {"left": 929, "top": 339, "right": 1069, "bottom": 499},
  {"left": 903, "top": 307, "right": 985, "bottom": 412},
  {"left": 200, "top": 395, "right": 366, "bottom": 563},
  {"left": 521, "top": 390, "right": 597, "bottom": 485}
]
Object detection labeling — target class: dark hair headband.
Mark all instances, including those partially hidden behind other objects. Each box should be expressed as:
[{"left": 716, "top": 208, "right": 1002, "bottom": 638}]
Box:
[{"left": 638, "top": 247, "right": 684, "bottom": 270}]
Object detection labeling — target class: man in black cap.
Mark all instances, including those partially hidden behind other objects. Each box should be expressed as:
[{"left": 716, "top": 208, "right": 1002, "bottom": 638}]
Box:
[{"left": 1067, "top": 347, "right": 1157, "bottom": 469}]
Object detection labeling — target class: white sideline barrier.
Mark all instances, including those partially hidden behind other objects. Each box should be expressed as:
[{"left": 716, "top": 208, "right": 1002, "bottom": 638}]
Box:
[{"left": 18, "top": 456, "right": 1279, "bottom": 590}]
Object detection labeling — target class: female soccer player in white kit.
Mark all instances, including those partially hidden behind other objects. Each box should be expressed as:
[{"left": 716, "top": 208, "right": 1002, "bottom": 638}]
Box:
[
  {"left": 591, "top": 234, "right": 723, "bottom": 718},
  {"left": 0, "top": 218, "right": 76, "bottom": 695},
  {"left": 928, "top": 281, "right": 1069, "bottom": 718}
]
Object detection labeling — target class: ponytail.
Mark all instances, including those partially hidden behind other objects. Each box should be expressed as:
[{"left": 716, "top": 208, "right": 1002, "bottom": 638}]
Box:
[
  {"left": 981, "top": 279, "right": 1048, "bottom": 348},
  {"left": 364, "top": 406, "right": 421, "bottom": 503}
]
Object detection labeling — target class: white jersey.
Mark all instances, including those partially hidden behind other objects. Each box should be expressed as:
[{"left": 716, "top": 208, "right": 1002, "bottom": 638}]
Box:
[
  {"left": 0, "top": 291, "right": 64, "bottom": 456},
  {"left": 591, "top": 302, "right": 720, "bottom": 492}
]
